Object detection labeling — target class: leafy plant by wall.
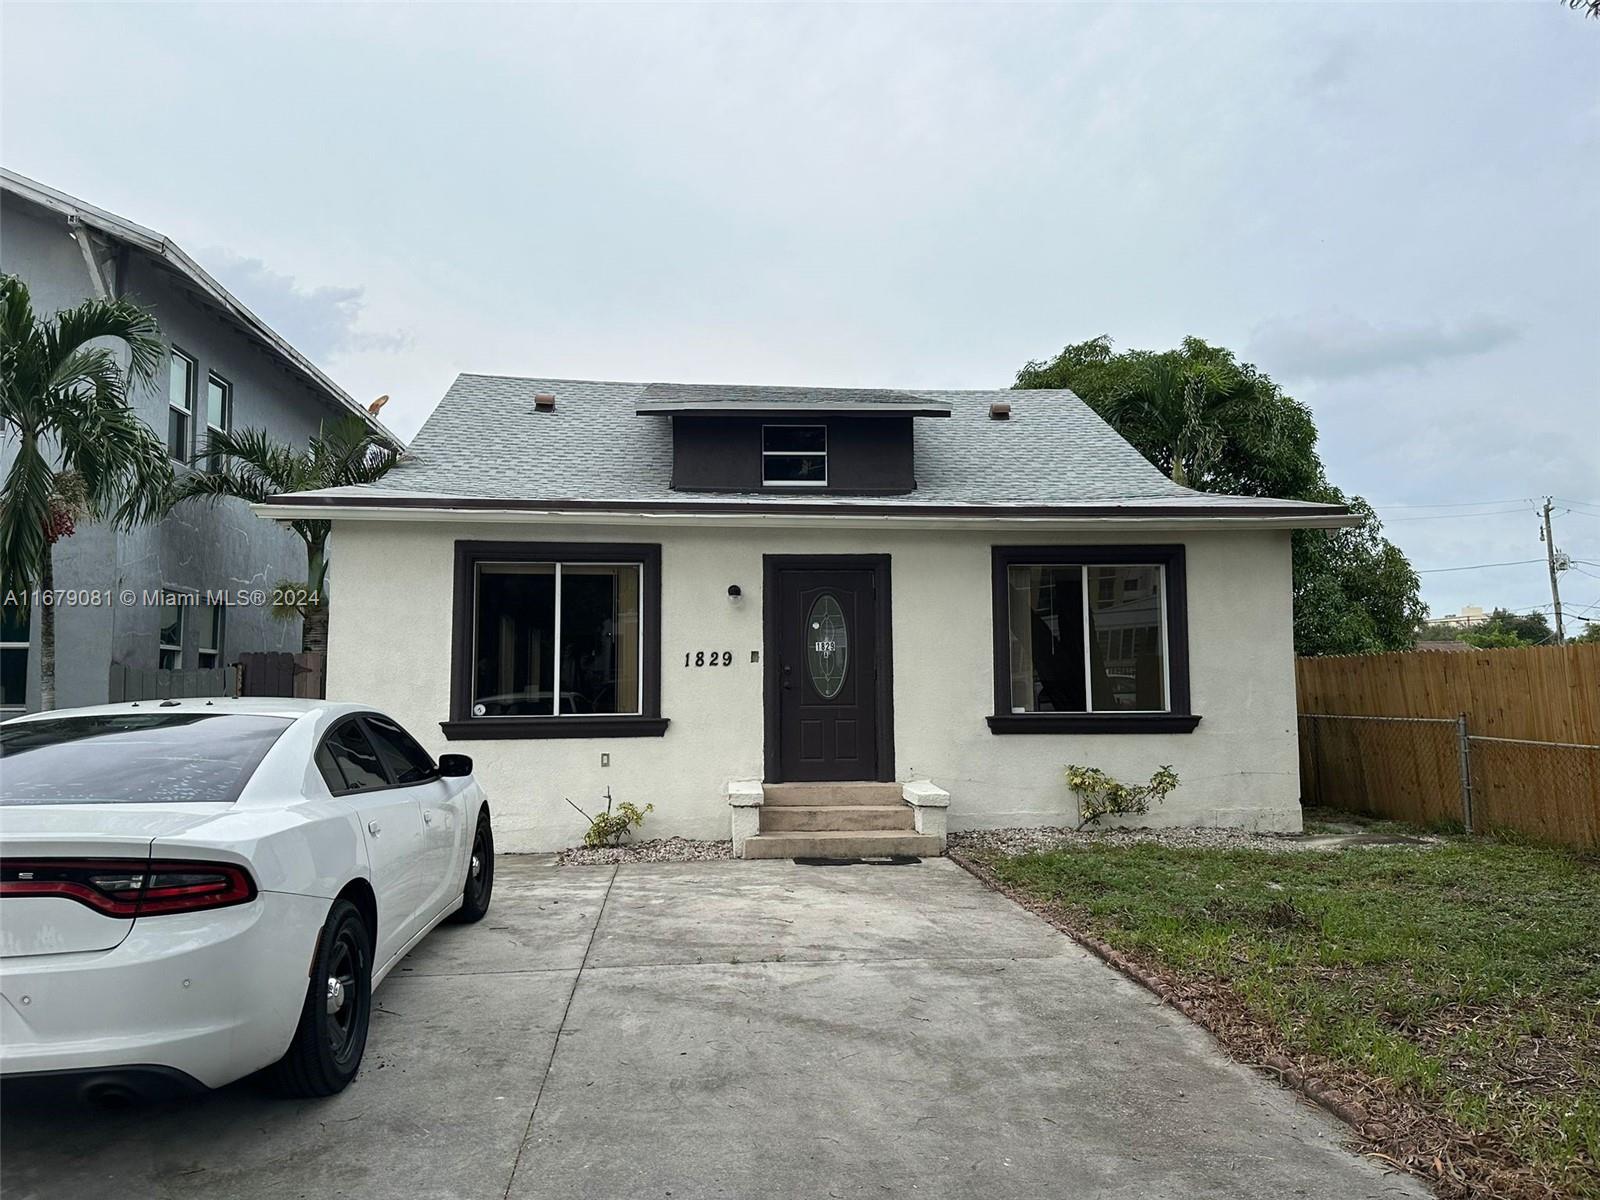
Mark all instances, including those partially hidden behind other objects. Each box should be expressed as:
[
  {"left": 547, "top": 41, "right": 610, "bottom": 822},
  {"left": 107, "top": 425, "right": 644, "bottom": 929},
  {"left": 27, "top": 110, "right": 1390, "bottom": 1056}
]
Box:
[
  {"left": 566, "top": 787, "right": 655, "bottom": 848},
  {"left": 1065, "top": 764, "right": 1179, "bottom": 830}
]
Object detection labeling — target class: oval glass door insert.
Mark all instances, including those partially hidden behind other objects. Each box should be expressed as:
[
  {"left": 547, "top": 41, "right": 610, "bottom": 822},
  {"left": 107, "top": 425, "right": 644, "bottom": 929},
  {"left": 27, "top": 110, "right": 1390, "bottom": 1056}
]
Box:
[{"left": 806, "top": 594, "right": 849, "bottom": 699}]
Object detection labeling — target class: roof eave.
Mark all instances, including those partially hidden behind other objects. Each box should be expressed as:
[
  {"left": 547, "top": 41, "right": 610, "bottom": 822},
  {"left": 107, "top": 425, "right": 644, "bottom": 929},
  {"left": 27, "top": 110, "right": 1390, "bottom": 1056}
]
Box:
[{"left": 253, "top": 493, "right": 1357, "bottom": 531}]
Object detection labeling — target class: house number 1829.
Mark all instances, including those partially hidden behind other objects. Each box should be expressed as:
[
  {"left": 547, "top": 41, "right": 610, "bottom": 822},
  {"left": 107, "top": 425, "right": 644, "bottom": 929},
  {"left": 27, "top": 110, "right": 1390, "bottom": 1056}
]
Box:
[{"left": 685, "top": 650, "right": 733, "bottom": 667}]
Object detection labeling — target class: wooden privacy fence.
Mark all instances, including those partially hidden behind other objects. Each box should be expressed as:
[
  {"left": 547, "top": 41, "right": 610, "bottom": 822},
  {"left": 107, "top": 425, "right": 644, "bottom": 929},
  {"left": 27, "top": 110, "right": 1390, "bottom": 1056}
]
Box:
[
  {"left": 1296, "top": 643, "right": 1600, "bottom": 742},
  {"left": 1296, "top": 644, "right": 1600, "bottom": 849},
  {"left": 108, "top": 654, "right": 325, "bottom": 702},
  {"left": 236, "top": 651, "right": 326, "bottom": 699},
  {"left": 109, "top": 663, "right": 236, "bottom": 702}
]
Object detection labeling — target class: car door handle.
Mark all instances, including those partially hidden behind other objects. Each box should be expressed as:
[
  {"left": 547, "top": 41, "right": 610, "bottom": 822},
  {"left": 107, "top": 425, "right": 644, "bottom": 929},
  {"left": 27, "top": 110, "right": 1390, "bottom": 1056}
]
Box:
[
  {"left": 423, "top": 810, "right": 433, "bottom": 825},
  {"left": 368, "top": 820, "right": 381, "bottom": 836}
]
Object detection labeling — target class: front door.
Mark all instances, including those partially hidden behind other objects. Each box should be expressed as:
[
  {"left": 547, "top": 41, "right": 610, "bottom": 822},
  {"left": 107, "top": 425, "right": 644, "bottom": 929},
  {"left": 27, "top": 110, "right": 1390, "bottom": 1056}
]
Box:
[{"left": 771, "top": 562, "right": 887, "bottom": 782}]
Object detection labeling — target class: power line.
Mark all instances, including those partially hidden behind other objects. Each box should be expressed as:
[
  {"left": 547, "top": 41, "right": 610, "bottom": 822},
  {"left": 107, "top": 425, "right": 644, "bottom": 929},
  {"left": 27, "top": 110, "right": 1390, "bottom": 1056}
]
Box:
[
  {"left": 1416, "top": 558, "right": 1544, "bottom": 574},
  {"left": 1373, "top": 497, "right": 1534, "bottom": 509},
  {"left": 1383, "top": 507, "right": 1531, "bottom": 522}
]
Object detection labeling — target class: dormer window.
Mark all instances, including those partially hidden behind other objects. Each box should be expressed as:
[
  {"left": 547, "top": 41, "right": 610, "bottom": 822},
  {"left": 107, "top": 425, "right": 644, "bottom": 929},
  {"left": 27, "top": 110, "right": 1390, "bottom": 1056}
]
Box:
[{"left": 762, "top": 425, "right": 827, "bottom": 487}]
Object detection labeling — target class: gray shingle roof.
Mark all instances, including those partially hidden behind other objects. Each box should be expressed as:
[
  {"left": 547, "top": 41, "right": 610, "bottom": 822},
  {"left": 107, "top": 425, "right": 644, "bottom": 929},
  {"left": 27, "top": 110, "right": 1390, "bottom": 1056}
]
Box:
[{"left": 275, "top": 373, "right": 1347, "bottom": 520}]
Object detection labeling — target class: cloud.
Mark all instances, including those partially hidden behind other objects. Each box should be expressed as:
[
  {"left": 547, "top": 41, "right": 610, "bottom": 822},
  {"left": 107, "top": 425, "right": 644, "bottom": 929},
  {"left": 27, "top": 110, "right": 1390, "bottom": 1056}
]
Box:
[
  {"left": 201, "top": 250, "right": 412, "bottom": 361},
  {"left": 1248, "top": 313, "right": 1522, "bottom": 381}
]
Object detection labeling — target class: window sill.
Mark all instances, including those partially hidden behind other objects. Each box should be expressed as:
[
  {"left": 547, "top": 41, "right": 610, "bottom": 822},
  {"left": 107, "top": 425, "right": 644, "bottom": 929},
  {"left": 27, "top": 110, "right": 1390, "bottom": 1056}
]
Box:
[
  {"left": 440, "top": 716, "right": 670, "bottom": 741},
  {"left": 986, "top": 713, "right": 1202, "bottom": 735}
]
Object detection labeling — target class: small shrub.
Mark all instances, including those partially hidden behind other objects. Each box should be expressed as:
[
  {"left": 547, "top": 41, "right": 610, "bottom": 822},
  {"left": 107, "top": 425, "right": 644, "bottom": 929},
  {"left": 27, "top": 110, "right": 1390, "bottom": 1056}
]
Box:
[
  {"left": 566, "top": 787, "right": 654, "bottom": 848},
  {"left": 1065, "top": 763, "right": 1179, "bottom": 830}
]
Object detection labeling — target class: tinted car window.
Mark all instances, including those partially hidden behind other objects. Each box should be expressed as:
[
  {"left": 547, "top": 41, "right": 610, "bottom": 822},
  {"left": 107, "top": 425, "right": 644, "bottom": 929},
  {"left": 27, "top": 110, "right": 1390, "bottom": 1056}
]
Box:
[
  {"left": 317, "top": 721, "right": 389, "bottom": 793},
  {"left": 0, "top": 713, "right": 293, "bottom": 806},
  {"left": 362, "top": 715, "right": 438, "bottom": 786}
]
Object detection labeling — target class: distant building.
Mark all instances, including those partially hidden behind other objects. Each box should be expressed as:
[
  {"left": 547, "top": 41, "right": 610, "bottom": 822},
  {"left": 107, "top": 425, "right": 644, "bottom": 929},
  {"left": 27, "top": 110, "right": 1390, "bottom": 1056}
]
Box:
[
  {"left": 0, "top": 170, "right": 397, "bottom": 714},
  {"left": 1430, "top": 604, "right": 1487, "bottom": 630}
]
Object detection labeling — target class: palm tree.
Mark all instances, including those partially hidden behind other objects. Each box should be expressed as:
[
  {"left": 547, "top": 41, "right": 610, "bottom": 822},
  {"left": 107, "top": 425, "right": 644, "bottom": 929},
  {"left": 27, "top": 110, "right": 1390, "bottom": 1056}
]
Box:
[
  {"left": 1100, "top": 355, "right": 1278, "bottom": 490},
  {"left": 1, "top": 274, "right": 172, "bottom": 710},
  {"left": 168, "top": 417, "right": 401, "bottom": 655}
]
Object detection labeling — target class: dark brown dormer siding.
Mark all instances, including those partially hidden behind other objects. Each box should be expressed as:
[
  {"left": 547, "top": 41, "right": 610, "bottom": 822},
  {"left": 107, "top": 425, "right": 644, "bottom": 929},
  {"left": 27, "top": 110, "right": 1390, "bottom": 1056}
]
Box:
[{"left": 669, "top": 415, "right": 917, "bottom": 494}]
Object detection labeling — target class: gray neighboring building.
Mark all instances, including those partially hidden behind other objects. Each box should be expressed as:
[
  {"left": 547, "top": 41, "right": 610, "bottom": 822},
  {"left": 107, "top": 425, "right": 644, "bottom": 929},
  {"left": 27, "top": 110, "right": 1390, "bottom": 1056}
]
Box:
[{"left": 0, "top": 169, "right": 398, "bottom": 714}]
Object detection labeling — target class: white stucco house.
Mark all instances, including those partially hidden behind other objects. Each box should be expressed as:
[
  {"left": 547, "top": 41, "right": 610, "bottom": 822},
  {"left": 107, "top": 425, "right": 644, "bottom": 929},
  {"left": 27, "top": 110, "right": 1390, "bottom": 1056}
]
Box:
[{"left": 260, "top": 376, "right": 1352, "bottom": 856}]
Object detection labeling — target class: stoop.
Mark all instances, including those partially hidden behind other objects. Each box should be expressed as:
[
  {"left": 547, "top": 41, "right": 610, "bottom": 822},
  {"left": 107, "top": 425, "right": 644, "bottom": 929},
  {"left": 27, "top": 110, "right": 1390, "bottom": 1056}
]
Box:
[{"left": 727, "top": 780, "right": 949, "bottom": 859}]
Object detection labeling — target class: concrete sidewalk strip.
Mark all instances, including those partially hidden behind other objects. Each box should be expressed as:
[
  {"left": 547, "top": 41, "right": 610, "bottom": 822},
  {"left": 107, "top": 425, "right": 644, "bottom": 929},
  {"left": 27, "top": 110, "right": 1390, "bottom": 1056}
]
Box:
[{"left": 0, "top": 856, "right": 1428, "bottom": 1200}]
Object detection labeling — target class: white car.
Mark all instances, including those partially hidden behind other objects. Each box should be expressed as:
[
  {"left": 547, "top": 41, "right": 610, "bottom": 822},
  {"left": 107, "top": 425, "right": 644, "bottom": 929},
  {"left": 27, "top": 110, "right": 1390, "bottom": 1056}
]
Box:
[{"left": 0, "top": 699, "right": 494, "bottom": 1101}]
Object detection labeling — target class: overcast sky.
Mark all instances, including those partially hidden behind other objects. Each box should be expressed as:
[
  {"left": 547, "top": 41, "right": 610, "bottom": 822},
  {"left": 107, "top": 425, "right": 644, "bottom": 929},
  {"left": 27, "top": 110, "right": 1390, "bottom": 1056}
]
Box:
[{"left": 4, "top": 2, "right": 1596, "bottom": 627}]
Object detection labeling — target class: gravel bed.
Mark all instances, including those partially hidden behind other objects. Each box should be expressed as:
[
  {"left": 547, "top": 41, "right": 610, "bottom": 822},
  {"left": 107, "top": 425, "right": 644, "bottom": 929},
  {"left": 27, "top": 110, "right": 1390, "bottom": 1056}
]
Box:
[
  {"left": 946, "top": 824, "right": 1424, "bottom": 856},
  {"left": 557, "top": 836, "right": 733, "bottom": 866}
]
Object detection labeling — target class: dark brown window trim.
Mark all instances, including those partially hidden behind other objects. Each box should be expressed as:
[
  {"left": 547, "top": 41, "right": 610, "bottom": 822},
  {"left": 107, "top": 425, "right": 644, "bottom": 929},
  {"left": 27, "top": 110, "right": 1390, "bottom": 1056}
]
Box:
[
  {"left": 986, "top": 713, "right": 1201, "bottom": 735},
  {"left": 441, "top": 716, "right": 669, "bottom": 741},
  {"left": 444, "top": 540, "right": 665, "bottom": 741},
  {"left": 989, "top": 543, "right": 1198, "bottom": 735}
]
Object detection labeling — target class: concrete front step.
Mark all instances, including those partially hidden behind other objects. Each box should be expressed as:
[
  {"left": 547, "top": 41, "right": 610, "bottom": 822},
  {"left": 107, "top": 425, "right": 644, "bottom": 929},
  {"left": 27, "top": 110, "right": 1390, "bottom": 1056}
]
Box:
[
  {"left": 740, "top": 830, "right": 944, "bottom": 859},
  {"left": 762, "top": 781, "right": 903, "bottom": 807},
  {"left": 759, "top": 805, "right": 916, "bottom": 833}
]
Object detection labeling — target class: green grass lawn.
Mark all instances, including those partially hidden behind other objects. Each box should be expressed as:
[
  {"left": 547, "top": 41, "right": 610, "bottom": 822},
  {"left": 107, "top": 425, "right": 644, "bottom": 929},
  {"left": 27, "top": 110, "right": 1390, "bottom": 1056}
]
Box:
[{"left": 967, "top": 828, "right": 1600, "bottom": 1198}]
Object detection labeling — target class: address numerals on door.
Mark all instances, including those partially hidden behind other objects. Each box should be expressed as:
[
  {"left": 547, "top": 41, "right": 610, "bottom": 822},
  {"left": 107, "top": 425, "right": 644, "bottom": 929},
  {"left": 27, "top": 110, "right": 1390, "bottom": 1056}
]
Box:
[{"left": 684, "top": 650, "right": 734, "bottom": 668}]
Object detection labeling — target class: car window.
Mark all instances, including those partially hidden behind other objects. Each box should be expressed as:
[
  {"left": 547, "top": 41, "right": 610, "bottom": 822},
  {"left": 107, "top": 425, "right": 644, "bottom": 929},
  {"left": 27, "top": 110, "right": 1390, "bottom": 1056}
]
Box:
[
  {"left": 316, "top": 720, "right": 390, "bottom": 794},
  {"left": 0, "top": 713, "right": 293, "bottom": 806},
  {"left": 361, "top": 714, "right": 439, "bottom": 786}
]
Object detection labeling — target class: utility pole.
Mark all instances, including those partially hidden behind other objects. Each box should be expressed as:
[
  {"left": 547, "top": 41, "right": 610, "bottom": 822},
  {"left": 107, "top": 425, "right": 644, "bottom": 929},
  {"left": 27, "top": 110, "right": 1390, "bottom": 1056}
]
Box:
[{"left": 1541, "top": 498, "right": 1567, "bottom": 645}]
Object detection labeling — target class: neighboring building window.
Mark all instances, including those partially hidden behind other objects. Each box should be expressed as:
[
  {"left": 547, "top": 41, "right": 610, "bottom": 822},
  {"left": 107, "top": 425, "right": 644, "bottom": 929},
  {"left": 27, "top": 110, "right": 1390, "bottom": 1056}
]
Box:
[
  {"left": 197, "top": 604, "right": 224, "bottom": 669},
  {"left": 159, "top": 600, "right": 185, "bottom": 670},
  {"left": 762, "top": 425, "right": 827, "bottom": 487},
  {"left": 1, "top": 602, "right": 29, "bottom": 712},
  {"left": 446, "top": 541, "right": 666, "bottom": 739},
  {"left": 204, "top": 373, "right": 232, "bottom": 471},
  {"left": 168, "top": 348, "right": 196, "bottom": 462},
  {"left": 988, "top": 545, "right": 1198, "bottom": 734}
]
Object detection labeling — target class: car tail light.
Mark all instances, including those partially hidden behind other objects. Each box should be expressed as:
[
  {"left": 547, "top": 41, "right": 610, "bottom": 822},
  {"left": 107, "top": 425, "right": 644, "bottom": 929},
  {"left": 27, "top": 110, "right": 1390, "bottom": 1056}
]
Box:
[{"left": 0, "top": 859, "right": 257, "bottom": 917}]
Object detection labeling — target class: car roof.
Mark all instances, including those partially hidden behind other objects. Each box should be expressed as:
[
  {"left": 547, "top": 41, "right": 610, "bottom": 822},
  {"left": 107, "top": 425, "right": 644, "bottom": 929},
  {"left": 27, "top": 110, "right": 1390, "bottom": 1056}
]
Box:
[{"left": 0, "top": 698, "right": 374, "bottom": 725}]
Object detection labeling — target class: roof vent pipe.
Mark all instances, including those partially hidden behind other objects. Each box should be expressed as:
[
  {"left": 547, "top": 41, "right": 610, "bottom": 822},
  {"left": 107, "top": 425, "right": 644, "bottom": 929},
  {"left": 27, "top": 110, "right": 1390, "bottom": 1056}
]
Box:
[
  {"left": 989, "top": 401, "right": 1011, "bottom": 420},
  {"left": 534, "top": 393, "right": 556, "bottom": 412}
]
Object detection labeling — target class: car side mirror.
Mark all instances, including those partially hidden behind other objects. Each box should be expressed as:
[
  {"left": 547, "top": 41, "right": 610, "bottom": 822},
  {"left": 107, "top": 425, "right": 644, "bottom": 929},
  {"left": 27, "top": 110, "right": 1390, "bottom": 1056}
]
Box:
[{"left": 438, "top": 753, "right": 473, "bottom": 778}]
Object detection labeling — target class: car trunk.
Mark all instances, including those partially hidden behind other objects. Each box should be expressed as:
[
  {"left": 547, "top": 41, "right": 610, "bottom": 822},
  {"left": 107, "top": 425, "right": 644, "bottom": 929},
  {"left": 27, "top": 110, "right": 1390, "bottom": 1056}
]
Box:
[{"left": 0, "top": 805, "right": 227, "bottom": 957}]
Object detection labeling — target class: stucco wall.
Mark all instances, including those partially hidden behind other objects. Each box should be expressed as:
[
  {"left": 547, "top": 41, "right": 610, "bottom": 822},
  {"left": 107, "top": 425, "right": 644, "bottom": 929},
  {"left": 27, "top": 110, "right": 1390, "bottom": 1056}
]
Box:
[
  {"left": 1, "top": 193, "right": 350, "bottom": 710},
  {"left": 327, "top": 519, "right": 1303, "bottom": 851}
]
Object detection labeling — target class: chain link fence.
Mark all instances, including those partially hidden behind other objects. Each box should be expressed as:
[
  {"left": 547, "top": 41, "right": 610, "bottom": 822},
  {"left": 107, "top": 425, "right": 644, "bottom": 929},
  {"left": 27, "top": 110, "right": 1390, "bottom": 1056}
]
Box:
[
  {"left": 1299, "top": 714, "right": 1600, "bottom": 848},
  {"left": 1467, "top": 735, "right": 1600, "bottom": 848},
  {"left": 1298, "top": 714, "right": 1467, "bottom": 828}
]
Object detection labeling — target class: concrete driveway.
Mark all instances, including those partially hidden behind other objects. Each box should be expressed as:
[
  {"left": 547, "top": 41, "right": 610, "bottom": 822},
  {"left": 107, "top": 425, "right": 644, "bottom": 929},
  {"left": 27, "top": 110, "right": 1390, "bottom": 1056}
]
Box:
[{"left": 1, "top": 857, "right": 1425, "bottom": 1200}]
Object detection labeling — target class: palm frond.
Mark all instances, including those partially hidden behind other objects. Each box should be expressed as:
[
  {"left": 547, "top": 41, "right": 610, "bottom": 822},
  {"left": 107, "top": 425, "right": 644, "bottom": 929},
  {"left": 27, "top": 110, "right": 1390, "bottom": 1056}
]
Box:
[
  {"left": 43, "top": 295, "right": 164, "bottom": 390},
  {"left": 312, "top": 416, "right": 404, "bottom": 489},
  {"left": 0, "top": 438, "right": 54, "bottom": 597},
  {"left": 46, "top": 374, "right": 173, "bottom": 526}
]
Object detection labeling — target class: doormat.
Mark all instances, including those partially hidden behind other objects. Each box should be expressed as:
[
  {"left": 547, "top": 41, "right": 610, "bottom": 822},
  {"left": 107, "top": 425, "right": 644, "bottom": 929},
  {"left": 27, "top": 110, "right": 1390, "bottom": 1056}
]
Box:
[{"left": 793, "top": 856, "right": 922, "bottom": 867}]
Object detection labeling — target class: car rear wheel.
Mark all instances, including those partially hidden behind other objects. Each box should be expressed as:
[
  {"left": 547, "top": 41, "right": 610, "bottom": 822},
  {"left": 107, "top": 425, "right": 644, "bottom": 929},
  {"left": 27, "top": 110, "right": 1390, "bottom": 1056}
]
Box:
[
  {"left": 264, "top": 898, "right": 372, "bottom": 1097},
  {"left": 449, "top": 810, "right": 494, "bottom": 924}
]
